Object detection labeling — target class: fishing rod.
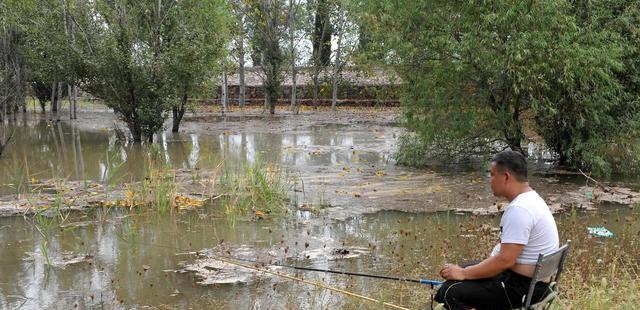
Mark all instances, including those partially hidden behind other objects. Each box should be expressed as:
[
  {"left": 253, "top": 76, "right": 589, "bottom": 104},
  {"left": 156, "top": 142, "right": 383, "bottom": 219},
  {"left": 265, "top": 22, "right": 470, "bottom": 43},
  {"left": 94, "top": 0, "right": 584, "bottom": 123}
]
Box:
[
  {"left": 208, "top": 254, "right": 414, "bottom": 310},
  {"left": 276, "top": 265, "right": 443, "bottom": 287},
  {"left": 179, "top": 251, "right": 443, "bottom": 287}
]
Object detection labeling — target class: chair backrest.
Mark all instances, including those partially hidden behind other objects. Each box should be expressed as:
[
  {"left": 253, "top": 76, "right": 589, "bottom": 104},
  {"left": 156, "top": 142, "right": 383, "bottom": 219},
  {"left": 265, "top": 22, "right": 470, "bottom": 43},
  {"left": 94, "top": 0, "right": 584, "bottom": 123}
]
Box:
[{"left": 523, "top": 240, "right": 572, "bottom": 309}]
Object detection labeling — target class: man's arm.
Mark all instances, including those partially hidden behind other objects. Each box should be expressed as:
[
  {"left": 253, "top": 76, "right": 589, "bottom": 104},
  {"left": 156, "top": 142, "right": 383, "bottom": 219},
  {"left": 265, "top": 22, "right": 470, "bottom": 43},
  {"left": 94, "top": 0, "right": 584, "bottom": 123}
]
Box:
[{"left": 440, "top": 243, "right": 524, "bottom": 280}]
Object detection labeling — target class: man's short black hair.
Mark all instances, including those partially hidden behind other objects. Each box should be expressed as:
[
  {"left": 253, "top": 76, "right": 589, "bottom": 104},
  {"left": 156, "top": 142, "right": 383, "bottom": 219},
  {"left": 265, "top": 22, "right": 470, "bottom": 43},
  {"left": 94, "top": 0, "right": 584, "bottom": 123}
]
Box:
[{"left": 491, "top": 150, "right": 528, "bottom": 182}]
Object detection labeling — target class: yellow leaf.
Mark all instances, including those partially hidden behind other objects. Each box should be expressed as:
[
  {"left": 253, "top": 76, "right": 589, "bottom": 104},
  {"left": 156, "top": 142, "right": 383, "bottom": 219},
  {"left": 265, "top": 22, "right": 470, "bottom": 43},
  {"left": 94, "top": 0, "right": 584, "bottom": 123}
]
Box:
[{"left": 375, "top": 171, "right": 385, "bottom": 177}]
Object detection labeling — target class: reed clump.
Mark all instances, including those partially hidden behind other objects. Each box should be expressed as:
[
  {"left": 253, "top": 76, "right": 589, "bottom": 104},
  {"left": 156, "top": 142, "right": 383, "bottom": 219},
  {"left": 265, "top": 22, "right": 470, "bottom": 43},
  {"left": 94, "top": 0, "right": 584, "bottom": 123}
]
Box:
[{"left": 217, "top": 158, "right": 292, "bottom": 218}]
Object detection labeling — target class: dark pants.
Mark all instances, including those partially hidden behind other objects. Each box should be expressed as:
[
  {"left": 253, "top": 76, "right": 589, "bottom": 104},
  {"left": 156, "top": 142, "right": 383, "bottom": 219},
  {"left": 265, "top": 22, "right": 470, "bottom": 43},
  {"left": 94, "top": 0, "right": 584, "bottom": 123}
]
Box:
[{"left": 434, "top": 269, "right": 550, "bottom": 310}]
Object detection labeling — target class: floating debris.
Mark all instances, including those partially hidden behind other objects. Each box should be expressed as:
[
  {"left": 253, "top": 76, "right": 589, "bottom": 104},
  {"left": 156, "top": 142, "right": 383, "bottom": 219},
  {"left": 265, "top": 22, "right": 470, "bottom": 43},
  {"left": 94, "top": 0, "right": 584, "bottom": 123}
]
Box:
[
  {"left": 23, "top": 251, "right": 94, "bottom": 269},
  {"left": 301, "top": 246, "right": 369, "bottom": 261},
  {"left": 174, "top": 195, "right": 204, "bottom": 210},
  {"left": 587, "top": 227, "right": 614, "bottom": 238}
]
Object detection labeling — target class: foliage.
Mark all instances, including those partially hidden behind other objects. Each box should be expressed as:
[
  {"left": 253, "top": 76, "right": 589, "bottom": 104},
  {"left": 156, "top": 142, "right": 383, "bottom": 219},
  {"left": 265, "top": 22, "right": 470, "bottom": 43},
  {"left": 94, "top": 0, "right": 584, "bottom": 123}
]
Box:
[
  {"left": 74, "top": 1, "right": 168, "bottom": 142},
  {"left": 356, "top": 0, "right": 639, "bottom": 176},
  {"left": 246, "top": 0, "right": 286, "bottom": 114},
  {"left": 0, "top": 0, "right": 33, "bottom": 118},
  {"left": 534, "top": 0, "right": 640, "bottom": 176},
  {"left": 16, "top": 0, "right": 230, "bottom": 141},
  {"left": 161, "top": 0, "right": 230, "bottom": 132}
]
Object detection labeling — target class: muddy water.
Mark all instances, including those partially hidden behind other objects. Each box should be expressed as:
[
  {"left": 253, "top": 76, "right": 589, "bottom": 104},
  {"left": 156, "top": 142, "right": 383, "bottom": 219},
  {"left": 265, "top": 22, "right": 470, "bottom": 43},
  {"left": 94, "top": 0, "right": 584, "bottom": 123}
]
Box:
[
  {"left": 0, "top": 110, "right": 638, "bottom": 309},
  {"left": 0, "top": 112, "right": 577, "bottom": 217},
  {"left": 0, "top": 204, "right": 637, "bottom": 309}
]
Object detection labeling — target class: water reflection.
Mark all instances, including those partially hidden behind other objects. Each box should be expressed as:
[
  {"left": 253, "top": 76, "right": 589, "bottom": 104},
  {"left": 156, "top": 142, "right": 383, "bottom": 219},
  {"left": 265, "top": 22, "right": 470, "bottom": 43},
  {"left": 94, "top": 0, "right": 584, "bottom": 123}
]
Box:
[{"left": 0, "top": 120, "right": 394, "bottom": 195}]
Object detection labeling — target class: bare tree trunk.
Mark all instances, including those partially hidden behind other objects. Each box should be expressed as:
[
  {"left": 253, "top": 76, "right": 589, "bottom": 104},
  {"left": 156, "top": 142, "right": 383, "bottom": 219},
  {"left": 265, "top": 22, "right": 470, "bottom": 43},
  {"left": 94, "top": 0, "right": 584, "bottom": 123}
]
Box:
[
  {"left": 57, "top": 82, "right": 63, "bottom": 116},
  {"left": 63, "top": 0, "right": 78, "bottom": 120},
  {"left": 68, "top": 84, "right": 73, "bottom": 119},
  {"left": 312, "top": 74, "right": 320, "bottom": 107},
  {"left": 172, "top": 91, "right": 187, "bottom": 132},
  {"left": 238, "top": 36, "right": 246, "bottom": 109},
  {"left": 331, "top": 13, "right": 345, "bottom": 111},
  {"left": 221, "top": 70, "right": 227, "bottom": 116},
  {"left": 1, "top": 23, "right": 7, "bottom": 124},
  {"left": 288, "top": 0, "right": 298, "bottom": 114},
  {"left": 263, "top": 90, "right": 268, "bottom": 112},
  {"left": 72, "top": 84, "right": 77, "bottom": 119},
  {"left": 51, "top": 82, "right": 58, "bottom": 113},
  {"left": 310, "top": 0, "right": 331, "bottom": 108},
  {"left": 1, "top": 97, "right": 6, "bottom": 123},
  {"left": 291, "top": 65, "right": 298, "bottom": 114}
]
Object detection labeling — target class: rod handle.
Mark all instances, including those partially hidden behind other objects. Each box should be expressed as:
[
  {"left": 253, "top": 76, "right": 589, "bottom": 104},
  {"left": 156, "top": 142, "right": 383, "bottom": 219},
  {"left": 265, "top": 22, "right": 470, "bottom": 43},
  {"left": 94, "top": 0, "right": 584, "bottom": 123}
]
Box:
[{"left": 420, "top": 279, "right": 444, "bottom": 286}]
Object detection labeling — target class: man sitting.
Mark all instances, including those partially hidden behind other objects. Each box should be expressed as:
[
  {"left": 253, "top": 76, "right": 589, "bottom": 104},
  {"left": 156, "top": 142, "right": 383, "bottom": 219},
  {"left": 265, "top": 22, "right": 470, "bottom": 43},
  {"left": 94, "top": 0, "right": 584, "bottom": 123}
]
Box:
[{"left": 434, "top": 150, "right": 559, "bottom": 309}]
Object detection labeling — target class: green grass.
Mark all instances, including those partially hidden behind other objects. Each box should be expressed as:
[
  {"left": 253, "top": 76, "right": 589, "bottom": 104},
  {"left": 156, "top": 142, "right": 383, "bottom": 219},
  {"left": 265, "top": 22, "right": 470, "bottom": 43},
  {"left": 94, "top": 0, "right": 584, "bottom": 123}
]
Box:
[{"left": 217, "top": 158, "right": 292, "bottom": 220}]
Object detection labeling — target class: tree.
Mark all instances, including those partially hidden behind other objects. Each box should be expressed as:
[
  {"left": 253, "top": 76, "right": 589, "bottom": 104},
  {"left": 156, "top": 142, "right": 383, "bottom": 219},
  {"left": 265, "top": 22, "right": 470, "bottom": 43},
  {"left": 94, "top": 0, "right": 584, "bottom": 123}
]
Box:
[
  {"left": 286, "top": 0, "right": 304, "bottom": 114},
  {"left": 76, "top": 0, "right": 167, "bottom": 142},
  {"left": 358, "top": 0, "right": 638, "bottom": 175},
  {"left": 330, "top": 1, "right": 357, "bottom": 111},
  {"left": 308, "top": 0, "right": 333, "bottom": 106},
  {"left": 23, "top": 0, "right": 78, "bottom": 117},
  {"left": 312, "top": 0, "right": 332, "bottom": 67},
  {"left": 163, "top": 0, "right": 229, "bottom": 132},
  {"left": 0, "top": 0, "right": 30, "bottom": 122},
  {"left": 229, "top": 0, "right": 249, "bottom": 109},
  {"left": 248, "top": 0, "right": 285, "bottom": 115},
  {"left": 533, "top": 0, "right": 640, "bottom": 175}
]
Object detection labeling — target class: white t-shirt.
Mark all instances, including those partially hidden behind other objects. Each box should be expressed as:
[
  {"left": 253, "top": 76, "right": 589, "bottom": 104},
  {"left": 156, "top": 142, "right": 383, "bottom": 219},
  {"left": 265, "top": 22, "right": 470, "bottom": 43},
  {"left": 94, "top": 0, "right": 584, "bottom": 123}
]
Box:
[{"left": 490, "top": 190, "right": 559, "bottom": 264}]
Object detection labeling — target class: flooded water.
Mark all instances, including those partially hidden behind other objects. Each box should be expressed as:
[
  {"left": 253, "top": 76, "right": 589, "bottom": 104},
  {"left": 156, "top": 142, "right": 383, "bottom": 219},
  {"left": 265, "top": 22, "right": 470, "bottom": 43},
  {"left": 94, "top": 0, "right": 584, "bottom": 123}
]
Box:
[
  {"left": 0, "top": 203, "right": 637, "bottom": 309},
  {"left": 0, "top": 109, "right": 638, "bottom": 309}
]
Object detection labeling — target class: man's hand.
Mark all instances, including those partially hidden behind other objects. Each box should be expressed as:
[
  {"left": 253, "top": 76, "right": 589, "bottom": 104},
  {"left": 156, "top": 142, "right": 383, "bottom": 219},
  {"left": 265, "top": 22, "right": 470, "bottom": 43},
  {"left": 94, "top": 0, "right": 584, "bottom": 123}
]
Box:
[{"left": 440, "top": 264, "right": 466, "bottom": 281}]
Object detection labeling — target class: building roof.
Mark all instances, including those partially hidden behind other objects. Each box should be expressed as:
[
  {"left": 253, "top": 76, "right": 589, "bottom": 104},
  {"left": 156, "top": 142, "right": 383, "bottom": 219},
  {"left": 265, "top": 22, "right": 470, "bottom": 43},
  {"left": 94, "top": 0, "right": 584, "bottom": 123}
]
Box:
[{"left": 225, "top": 67, "right": 401, "bottom": 87}]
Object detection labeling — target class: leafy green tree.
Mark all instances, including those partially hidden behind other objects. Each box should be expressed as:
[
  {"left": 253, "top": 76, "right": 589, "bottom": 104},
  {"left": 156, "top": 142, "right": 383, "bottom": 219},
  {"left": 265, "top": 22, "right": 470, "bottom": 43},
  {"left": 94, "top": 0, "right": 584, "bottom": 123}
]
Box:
[
  {"left": 534, "top": 0, "right": 640, "bottom": 175},
  {"left": 73, "top": 0, "right": 229, "bottom": 141},
  {"left": 0, "top": 0, "right": 33, "bottom": 120},
  {"left": 247, "top": 0, "right": 285, "bottom": 115},
  {"left": 76, "top": 0, "right": 166, "bottom": 142},
  {"left": 162, "top": 0, "right": 230, "bottom": 132},
  {"left": 22, "top": 0, "right": 83, "bottom": 115},
  {"left": 357, "top": 0, "right": 638, "bottom": 175}
]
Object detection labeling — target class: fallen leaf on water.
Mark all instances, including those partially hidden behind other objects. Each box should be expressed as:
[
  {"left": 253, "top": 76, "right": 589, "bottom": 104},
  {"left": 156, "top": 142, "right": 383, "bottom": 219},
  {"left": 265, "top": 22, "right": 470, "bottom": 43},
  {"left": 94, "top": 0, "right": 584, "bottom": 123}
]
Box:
[
  {"left": 375, "top": 171, "right": 385, "bottom": 177},
  {"left": 174, "top": 195, "right": 204, "bottom": 209}
]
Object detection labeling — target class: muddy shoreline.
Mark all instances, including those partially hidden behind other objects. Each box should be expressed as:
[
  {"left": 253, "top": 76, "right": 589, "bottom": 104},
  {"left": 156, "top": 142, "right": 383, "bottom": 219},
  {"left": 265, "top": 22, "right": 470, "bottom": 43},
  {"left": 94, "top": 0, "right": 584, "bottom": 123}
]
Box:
[{"left": 1, "top": 106, "right": 639, "bottom": 219}]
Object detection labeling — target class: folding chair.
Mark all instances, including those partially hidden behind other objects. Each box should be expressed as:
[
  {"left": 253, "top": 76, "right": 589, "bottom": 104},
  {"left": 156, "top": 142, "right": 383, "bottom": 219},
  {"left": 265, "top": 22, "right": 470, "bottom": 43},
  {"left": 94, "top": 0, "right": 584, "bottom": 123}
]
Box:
[{"left": 521, "top": 240, "right": 572, "bottom": 310}]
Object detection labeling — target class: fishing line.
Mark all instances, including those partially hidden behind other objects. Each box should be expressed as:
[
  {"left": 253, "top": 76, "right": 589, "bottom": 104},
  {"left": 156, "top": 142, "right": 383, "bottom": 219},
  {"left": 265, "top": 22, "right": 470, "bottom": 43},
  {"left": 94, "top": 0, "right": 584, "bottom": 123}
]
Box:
[{"left": 178, "top": 250, "right": 443, "bottom": 287}]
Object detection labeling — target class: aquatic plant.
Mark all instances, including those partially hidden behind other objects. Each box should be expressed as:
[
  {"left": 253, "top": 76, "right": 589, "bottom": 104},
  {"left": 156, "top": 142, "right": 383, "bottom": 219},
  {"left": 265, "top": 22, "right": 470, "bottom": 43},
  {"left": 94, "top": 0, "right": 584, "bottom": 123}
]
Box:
[{"left": 217, "top": 158, "right": 293, "bottom": 219}]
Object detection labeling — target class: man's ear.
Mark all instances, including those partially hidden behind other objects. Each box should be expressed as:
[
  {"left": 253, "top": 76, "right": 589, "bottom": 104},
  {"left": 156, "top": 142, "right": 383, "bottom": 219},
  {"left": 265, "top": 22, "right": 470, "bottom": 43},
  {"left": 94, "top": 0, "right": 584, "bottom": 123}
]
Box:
[{"left": 504, "top": 170, "right": 511, "bottom": 182}]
